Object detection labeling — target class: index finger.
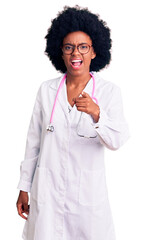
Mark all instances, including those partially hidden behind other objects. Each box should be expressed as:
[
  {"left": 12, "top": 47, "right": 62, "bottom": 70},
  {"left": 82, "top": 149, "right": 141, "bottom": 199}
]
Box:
[
  {"left": 75, "top": 97, "right": 86, "bottom": 103},
  {"left": 76, "top": 92, "right": 90, "bottom": 101},
  {"left": 81, "top": 92, "right": 90, "bottom": 98}
]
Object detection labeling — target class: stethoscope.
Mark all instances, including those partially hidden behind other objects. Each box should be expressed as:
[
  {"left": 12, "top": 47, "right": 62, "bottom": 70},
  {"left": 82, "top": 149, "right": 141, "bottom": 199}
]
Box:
[{"left": 46, "top": 72, "right": 98, "bottom": 132}]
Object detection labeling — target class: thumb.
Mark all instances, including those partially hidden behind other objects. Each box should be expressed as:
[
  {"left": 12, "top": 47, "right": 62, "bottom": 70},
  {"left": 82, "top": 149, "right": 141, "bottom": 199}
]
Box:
[{"left": 23, "top": 203, "right": 29, "bottom": 214}]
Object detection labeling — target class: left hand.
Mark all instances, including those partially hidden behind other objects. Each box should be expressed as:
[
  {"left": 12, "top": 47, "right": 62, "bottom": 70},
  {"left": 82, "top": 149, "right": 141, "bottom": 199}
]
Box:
[
  {"left": 16, "top": 191, "right": 29, "bottom": 220},
  {"left": 73, "top": 92, "right": 100, "bottom": 122}
]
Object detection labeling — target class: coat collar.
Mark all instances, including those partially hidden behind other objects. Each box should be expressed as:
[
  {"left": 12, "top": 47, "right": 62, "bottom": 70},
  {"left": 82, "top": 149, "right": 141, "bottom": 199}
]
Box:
[
  {"left": 49, "top": 73, "right": 94, "bottom": 95},
  {"left": 49, "top": 74, "right": 65, "bottom": 90}
]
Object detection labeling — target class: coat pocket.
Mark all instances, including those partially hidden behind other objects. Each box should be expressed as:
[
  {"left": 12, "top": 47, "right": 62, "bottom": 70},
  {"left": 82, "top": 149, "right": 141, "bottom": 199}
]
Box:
[
  {"left": 79, "top": 169, "right": 107, "bottom": 206},
  {"left": 77, "top": 114, "right": 98, "bottom": 138},
  {"left": 76, "top": 114, "right": 100, "bottom": 146},
  {"left": 31, "top": 166, "right": 49, "bottom": 204}
]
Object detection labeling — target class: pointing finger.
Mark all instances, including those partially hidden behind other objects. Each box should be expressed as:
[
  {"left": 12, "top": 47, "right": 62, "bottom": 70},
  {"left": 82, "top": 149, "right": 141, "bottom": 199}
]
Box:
[{"left": 81, "top": 92, "right": 89, "bottom": 98}]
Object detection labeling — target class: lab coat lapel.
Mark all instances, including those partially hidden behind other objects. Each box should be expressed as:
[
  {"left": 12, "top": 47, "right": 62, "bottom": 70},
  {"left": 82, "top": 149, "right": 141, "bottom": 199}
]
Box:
[
  {"left": 57, "top": 79, "right": 70, "bottom": 118},
  {"left": 83, "top": 76, "right": 93, "bottom": 97},
  {"left": 49, "top": 75, "right": 70, "bottom": 122}
]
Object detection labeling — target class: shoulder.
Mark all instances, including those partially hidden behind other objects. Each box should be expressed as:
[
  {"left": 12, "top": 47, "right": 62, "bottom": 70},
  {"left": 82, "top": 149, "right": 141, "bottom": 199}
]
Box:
[
  {"left": 92, "top": 71, "right": 121, "bottom": 94},
  {"left": 37, "top": 74, "right": 64, "bottom": 94},
  {"left": 92, "top": 72, "right": 122, "bottom": 108}
]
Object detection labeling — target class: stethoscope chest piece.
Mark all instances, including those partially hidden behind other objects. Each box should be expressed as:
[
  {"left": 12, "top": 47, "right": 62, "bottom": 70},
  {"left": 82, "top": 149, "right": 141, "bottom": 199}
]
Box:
[{"left": 46, "top": 125, "right": 54, "bottom": 132}]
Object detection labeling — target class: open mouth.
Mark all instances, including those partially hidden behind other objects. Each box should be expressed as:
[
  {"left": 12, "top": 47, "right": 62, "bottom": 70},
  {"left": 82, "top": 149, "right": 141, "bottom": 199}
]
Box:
[{"left": 71, "top": 59, "right": 83, "bottom": 68}]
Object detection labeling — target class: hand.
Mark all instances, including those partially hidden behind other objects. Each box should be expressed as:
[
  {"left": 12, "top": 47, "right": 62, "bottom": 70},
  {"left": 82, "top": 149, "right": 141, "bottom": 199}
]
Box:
[
  {"left": 16, "top": 190, "right": 29, "bottom": 220},
  {"left": 73, "top": 92, "right": 100, "bottom": 122}
]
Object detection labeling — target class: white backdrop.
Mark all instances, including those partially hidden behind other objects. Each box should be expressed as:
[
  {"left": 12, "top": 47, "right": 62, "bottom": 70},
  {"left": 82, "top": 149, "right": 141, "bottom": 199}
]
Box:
[{"left": 0, "top": 0, "right": 147, "bottom": 239}]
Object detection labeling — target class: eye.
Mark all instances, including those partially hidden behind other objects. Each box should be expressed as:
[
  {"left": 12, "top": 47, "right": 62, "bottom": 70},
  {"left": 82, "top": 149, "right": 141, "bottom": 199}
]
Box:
[
  {"left": 64, "top": 45, "right": 73, "bottom": 51},
  {"left": 80, "top": 44, "right": 88, "bottom": 49}
]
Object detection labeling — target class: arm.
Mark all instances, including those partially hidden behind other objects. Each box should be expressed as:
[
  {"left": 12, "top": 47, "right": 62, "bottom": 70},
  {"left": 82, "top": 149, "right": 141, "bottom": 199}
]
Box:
[
  {"left": 75, "top": 86, "right": 130, "bottom": 150},
  {"left": 91, "top": 86, "right": 130, "bottom": 150},
  {"left": 17, "top": 83, "right": 43, "bottom": 193}
]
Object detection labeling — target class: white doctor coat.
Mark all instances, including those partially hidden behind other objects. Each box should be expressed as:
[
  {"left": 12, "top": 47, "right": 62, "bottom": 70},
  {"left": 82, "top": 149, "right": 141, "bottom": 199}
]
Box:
[{"left": 18, "top": 72, "right": 129, "bottom": 240}]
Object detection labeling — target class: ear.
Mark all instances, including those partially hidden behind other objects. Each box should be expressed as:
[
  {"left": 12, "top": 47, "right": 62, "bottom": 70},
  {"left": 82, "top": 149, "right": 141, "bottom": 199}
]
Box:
[{"left": 91, "top": 47, "right": 96, "bottom": 60}]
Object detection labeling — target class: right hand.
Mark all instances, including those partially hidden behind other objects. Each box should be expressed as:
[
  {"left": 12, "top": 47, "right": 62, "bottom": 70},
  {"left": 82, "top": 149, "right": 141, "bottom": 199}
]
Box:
[{"left": 16, "top": 190, "right": 29, "bottom": 220}]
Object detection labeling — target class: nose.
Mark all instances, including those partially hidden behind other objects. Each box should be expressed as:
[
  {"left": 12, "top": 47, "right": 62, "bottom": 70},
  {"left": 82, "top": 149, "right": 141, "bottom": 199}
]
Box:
[{"left": 72, "top": 46, "right": 80, "bottom": 55}]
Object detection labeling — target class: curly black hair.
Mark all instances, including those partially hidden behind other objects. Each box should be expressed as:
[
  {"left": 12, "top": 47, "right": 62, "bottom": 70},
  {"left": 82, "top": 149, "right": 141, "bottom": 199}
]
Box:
[{"left": 45, "top": 5, "right": 112, "bottom": 73}]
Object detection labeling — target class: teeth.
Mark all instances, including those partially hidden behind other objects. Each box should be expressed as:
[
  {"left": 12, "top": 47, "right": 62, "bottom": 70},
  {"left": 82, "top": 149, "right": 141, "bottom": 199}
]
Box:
[{"left": 72, "top": 60, "right": 81, "bottom": 62}]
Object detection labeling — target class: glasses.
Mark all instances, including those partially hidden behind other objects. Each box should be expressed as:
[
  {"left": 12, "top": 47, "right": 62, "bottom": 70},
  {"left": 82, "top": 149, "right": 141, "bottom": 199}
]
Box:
[{"left": 62, "top": 43, "right": 92, "bottom": 55}]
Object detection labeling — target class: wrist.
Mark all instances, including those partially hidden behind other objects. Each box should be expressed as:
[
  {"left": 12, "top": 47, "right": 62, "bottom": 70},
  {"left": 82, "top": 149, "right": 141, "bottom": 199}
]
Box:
[
  {"left": 91, "top": 106, "right": 100, "bottom": 123},
  {"left": 20, "top": 190, "right": 28, "bottom": 195}
]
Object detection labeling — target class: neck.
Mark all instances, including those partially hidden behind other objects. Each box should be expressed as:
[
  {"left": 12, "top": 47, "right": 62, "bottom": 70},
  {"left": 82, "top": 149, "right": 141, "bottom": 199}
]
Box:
[{"left": 66, "top": 71, "right": 91, "bottom": 88}]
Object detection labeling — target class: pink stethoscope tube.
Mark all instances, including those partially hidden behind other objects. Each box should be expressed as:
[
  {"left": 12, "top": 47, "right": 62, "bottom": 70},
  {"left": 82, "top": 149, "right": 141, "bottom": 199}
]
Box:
[
  {"left": 46, "top": 72, "right": 98, "bottom": 132},
  {"left": 90, "top": 72, "right": 98, "bottom": 105}
]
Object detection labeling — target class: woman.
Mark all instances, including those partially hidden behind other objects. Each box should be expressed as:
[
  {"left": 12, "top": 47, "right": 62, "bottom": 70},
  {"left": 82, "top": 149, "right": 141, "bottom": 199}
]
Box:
[{"left": 16, "top": 6, "right": 129, "bottom": 240}]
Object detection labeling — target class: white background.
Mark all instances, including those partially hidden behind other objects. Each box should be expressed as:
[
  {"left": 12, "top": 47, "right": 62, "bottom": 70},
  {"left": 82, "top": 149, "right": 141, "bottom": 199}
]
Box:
[{"left": 0, "top": 0, "right": 147, "bottom": 239}]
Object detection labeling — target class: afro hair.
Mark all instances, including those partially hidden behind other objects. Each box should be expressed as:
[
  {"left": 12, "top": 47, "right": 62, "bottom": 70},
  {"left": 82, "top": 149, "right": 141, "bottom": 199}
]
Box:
[{"left": 45, "top": 5, "right": 112, "bottom": 73}]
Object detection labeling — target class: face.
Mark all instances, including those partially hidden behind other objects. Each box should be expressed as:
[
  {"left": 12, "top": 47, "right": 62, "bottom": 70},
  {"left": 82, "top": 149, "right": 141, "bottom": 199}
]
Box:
[{"left": 62, "top": 31, "right": 96, "bottom": 77}]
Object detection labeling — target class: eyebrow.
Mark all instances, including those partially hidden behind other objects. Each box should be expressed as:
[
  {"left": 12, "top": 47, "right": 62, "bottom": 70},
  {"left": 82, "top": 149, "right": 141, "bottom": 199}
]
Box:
[{"left": 63, "top": 42, "right": 88, "bottom": 45}]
